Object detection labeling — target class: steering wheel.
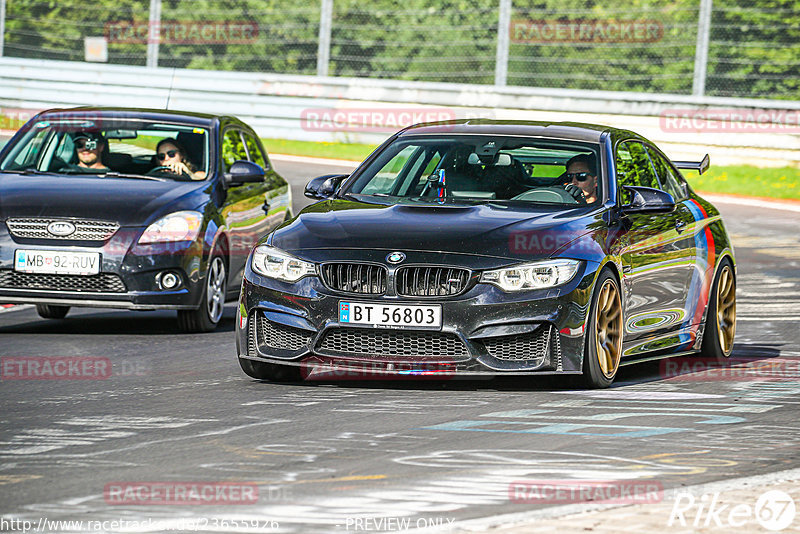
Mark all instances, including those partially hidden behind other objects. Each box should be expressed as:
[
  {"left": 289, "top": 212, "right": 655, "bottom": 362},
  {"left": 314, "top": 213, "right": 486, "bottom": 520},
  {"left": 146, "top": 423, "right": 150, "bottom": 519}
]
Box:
[
  {"left": 146, "top": 165, "right": 192, "bottom": 180},
  {"left": 511, "top": 186, "right": 583, "bottom": 204}
]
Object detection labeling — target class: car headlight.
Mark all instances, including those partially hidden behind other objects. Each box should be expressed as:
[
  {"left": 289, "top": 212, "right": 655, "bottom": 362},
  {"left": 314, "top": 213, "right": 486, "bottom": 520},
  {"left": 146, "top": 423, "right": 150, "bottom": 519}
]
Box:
[
  {"left": 251, "top": 245, "right": 316, "bottom": 282},
  {"left": 481, "top": 259, "right": 581, "bottom": 291},
  {"left": 138, "top": 211, "right": 202, "bottom": 244}
]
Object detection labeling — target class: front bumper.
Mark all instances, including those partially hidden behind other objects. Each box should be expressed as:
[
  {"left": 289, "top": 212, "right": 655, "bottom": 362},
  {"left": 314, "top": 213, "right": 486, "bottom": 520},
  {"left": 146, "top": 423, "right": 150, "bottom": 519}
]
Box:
[
  {"left": 0, "top": 228, "right": 207, "bottom": 311},
  {"left": 236, "top": 259, "right": 599, "bottom": 377}
]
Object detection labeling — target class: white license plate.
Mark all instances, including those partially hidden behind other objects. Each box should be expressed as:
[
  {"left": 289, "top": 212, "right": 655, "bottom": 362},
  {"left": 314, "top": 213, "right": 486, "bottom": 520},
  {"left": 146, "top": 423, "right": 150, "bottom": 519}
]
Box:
[
  {"left": 339, "top": 301, "right": 442, "bottom": 329},
  {"left": 14, "top": 250, "right": 101, "bottom": 275}
]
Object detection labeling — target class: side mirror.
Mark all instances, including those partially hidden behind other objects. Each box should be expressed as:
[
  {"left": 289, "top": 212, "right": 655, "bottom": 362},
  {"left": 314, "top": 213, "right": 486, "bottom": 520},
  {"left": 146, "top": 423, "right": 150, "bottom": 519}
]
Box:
[
  {"left": 305, "top": 174, "right": 347, "bottom": 200},
  {"left": 224, "top": 160, "right": 265, "bottom": 185},
  {"left": 621, "top": 186, "right": 676, "bottom": 214}
]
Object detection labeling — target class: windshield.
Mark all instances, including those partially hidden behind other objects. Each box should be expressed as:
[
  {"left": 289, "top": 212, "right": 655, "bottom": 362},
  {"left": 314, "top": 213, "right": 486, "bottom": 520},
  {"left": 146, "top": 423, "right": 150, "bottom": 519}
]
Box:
[
  {"left": 345, "top": 135, "right": 602, "bottom": 206},
  {"left": 0, "top": 118, "right": 211, "bottom": 181}
]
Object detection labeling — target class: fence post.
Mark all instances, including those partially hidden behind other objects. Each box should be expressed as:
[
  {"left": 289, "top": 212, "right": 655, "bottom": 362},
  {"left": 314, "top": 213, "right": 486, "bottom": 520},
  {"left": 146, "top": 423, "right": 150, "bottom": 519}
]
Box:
[
  {"left": 146, "top": 0, "right": 161, "bottom": 68},
  {"left": 692, "top": 0, "right": 713, "bottom": 97},
  {"left": 495, "top": 0, "right": 512, "bottom": 86},
  {"left": 0, "top": 0, "right": 6, "bottom": 57},
  {"left": 317, "top": 0, "right": 333, "bottom": 77}
]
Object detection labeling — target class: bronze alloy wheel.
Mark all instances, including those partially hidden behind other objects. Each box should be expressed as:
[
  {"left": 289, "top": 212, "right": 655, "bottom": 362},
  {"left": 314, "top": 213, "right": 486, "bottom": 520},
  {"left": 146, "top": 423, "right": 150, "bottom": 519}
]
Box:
[
  {"left": 715, "top": 264, "right": 736, "bottom": 356},
  {"left": 595, "top": 278, "right": 623, "bottom": 378}
]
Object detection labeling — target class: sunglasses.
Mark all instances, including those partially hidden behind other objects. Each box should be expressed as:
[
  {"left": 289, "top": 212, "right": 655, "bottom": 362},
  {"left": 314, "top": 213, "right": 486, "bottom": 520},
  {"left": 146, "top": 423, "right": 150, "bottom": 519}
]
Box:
[
  {"left": 157, "top": 150, "right": 179, "bottom": 161},
  {"left": 75, "top": 139, "right": 98, "bottom": 150},
  {"left": 565, "top": 172, "right": 593, "bottom": 182}
]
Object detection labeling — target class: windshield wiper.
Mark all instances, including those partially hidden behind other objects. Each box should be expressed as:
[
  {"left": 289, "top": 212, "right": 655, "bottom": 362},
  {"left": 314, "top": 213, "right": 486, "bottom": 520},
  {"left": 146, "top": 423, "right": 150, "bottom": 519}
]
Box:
[
  {"left": 103, "top": 172, "right": 166, "bottom": 182},
  {"left": 2, "top": 168, "right": 56, "bottom": 176}
]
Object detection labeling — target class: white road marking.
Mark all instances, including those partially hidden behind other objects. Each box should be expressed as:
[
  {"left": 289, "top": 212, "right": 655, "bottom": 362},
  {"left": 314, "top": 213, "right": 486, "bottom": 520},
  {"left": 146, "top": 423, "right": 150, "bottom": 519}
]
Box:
[
  {"left": 704, "top": 194, "right": 800, "bottom": 213},
  {"left": 441, "top": 466, "right": 800, "bottom": 533}
]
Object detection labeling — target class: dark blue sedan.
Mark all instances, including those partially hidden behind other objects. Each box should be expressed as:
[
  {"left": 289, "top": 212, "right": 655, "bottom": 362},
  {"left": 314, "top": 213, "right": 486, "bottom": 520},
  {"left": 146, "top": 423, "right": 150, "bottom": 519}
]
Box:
[{"left": 0, "top": 107, "right": 291, "bottom": 331}]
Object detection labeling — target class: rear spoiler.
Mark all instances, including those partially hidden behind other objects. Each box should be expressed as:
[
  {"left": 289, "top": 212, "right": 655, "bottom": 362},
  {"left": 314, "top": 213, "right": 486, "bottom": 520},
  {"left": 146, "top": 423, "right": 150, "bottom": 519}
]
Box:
[{"left": 673, "top": 154, "right": 710, "bottom": 175}]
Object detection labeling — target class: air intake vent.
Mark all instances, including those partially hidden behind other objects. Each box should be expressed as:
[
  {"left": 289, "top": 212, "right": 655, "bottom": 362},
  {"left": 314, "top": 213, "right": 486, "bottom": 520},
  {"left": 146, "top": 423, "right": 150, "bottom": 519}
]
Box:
[
  {"left": 7, "top": 218, "right": 119, "bottom": 240},
  {"left": 396, "top": 266, "right": 470, "bottom": 297},
  {"left": 320, "top": 263, "right": 387, "bottom": 295}
]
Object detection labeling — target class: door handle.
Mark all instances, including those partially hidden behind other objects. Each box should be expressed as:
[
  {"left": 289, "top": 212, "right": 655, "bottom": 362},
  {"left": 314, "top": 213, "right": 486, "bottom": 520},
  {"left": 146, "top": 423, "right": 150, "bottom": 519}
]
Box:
[{"left": 675, "top": 220, "right": 687, "bottom": 233}]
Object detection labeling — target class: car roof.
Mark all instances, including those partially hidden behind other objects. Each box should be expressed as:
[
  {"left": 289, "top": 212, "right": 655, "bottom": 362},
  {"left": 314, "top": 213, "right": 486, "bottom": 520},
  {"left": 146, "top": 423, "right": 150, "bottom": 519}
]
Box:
[
  {"left": 36, "top": 107, "right": 223, "bottom": 127},
  {"left": 398, "top": 119, "right": 615, "bottom": 143}
]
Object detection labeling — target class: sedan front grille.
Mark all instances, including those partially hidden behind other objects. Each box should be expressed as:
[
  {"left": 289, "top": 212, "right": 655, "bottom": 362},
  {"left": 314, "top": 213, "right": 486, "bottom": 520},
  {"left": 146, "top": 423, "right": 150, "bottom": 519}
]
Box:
[
  {"left": 6, "top": 218, "right": 119, "bottom": 241},
  {"left": 320, "top": 263, "right": 387, "bottom": 295},
  {"left": 257, "top": 315, "right": 312, "bottom": 351},
  {"left": 396, "top": 266, "right": 471, "bottom": 297},
  {"left": 480, "top": 325, "right": 557, "bottom": 362},
  {"left": 317, "top": 328, "right": 468, "bottom": 358},
  {"left": 0, "top": 270, "right": 126, "bottom": 293}
]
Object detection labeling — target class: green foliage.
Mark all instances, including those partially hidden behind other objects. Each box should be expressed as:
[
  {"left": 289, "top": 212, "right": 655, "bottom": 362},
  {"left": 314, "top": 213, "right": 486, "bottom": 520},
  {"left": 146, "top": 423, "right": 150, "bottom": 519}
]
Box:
[{"left": 3, "top": 0, "right": 797, "bottom": 97}]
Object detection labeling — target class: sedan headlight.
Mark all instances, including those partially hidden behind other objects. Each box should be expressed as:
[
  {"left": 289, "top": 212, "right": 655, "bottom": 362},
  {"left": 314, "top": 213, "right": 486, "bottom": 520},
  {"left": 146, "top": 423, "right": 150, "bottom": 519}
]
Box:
[
  {"left": 481, "top": 259, "right": 580, "bottom": 291},
  {"left": 251, "top": 245, "right": 316, "bottom": 282},
  {"left": 138, "top": 211, "right": 202, "bottom": 244}
]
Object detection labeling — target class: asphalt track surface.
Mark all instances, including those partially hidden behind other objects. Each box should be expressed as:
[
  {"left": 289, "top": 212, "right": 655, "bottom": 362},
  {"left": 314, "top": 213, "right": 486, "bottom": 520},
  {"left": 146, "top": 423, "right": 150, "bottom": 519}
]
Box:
[{"left": 1, "top": 158, "right": 799, "bottom": 533}]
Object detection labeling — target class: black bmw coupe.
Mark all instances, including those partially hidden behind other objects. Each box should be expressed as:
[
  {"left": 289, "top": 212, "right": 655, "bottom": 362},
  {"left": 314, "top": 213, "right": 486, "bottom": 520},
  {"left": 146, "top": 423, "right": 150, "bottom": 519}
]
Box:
[
  {"left": 236, "top": 120, "right": 736, "bottom": 387},
  {"left": 0, "top": 107, "right": 291, "bottom": 331}
]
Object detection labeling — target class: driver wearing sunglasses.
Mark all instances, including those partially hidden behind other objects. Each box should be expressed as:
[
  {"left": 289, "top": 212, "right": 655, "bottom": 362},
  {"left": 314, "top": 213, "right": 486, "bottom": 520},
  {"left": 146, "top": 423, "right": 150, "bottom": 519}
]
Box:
[
  {"left": 564, "top": 153, "right": 598, "bottom": 203},
  {"left": 154, "top": 138, "right": 206, "bottom": 180}
]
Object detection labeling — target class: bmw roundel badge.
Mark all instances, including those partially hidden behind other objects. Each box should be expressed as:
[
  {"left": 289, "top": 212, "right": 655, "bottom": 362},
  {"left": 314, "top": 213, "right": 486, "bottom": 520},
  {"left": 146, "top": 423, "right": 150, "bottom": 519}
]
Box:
[{"left": 386, "top": 251, "right": 406, "bottom": 264}]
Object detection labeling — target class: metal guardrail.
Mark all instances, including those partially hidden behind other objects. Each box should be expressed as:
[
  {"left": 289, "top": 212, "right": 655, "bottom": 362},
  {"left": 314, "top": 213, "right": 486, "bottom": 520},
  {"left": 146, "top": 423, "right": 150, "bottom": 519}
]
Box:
[{"left": 1, "top": 57, "right": 798, "bottom": 166}]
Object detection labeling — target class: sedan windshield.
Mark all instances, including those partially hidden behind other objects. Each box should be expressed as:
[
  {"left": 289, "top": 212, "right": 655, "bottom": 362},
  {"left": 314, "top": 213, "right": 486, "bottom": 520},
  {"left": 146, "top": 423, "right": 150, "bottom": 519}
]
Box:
[
  {"left": 0, "top": 118, "right": 210, "bottom": 181},
  {"left": 346, "top": 135, "right": 602, "bottom": 206}
]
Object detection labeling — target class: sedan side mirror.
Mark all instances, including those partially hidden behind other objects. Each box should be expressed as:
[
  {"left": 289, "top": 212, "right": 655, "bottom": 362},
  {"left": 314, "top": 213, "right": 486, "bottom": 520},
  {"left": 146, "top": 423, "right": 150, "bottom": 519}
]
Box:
[
  {"left": 305, "top": 174, "right": 347, "bottom": 199},
  {"left": 621, "top": 185, "right": 676, "bottom": 214},
  {"left": 224, "top": 160, "right": 265, "bottom": 186}
]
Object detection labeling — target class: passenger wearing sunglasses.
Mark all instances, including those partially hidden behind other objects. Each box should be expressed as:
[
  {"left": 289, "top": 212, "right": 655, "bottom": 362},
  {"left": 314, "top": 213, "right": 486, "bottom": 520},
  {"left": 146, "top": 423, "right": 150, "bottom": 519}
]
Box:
[
  {"left": 73, "top": 132, "right": 109, "bottom": 171},
  {"left": 564, "top": 153, "right": 598, "bottom": 203},
  {"left": 154, "top": 138, "right": 206, "bottom": 180}
]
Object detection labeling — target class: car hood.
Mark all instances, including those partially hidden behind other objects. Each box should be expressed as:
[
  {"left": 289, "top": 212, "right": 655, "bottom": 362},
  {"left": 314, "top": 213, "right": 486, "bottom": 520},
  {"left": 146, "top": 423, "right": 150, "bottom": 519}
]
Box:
[
  {"left": 272, "top": 199, "right": 600, "bottom": 261},
  {"left": 0, "top": 173, "right": 211, "bottom": 226}
]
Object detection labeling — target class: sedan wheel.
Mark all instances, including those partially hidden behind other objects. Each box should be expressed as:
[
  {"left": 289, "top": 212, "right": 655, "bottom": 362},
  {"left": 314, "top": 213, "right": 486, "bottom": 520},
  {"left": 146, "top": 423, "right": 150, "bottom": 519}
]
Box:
[
  {"left": 581, "top": 270, "right": 623, "bottom": 388},
  {"left": 701, "top": 261, "right": 736, "bottom": 360},
  {"left": 35, "top": 304, "right": 70, "bottom": 319},
  {"left": 177, "top": 255, "right": 227, "bottom": 333}
]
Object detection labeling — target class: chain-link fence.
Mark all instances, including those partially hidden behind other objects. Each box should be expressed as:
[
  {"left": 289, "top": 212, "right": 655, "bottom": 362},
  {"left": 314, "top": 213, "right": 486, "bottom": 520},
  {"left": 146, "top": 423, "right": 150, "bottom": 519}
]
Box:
[{"left": 1, "top": 0, "right": 797, "bottom": 100}]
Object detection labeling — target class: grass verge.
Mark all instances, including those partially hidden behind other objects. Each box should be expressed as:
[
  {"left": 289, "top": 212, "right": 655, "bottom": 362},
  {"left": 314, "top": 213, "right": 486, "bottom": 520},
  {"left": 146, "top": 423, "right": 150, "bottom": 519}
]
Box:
[
  {"left": 261, "top": 137, "right": 376, "bottom": 162},
  {"left": 684, "top": 166, "right": 799, "bottom": 201}
]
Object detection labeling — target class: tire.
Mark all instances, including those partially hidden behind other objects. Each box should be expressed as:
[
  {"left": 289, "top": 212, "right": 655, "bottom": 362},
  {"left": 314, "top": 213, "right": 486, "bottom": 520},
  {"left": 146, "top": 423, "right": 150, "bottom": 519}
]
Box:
[
  {"left": 177, "top": 254, "right": 227, "bottom": 333},
  {"left": 580, "top": 269, "right": 624, "bottom": 389},
  {"left": 35, "top": 304, "right": 70, "bottom": 319},
  {"left": 238, "top": 357, "right": 301, "bottom": 382},
  {"left": 700, "top": 260, "right": 736, "bottom": 361}
]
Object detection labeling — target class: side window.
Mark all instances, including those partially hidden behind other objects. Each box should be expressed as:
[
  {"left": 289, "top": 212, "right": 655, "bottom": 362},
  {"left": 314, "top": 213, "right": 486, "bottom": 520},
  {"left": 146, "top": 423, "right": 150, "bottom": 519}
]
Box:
[
  {"left": 242, "top": 133, "right": 267, "bottom": 169},
  {"left": 221, "top": 129, "right": 247, "bottom": 172},
  {"left": 645, "top": 146, "right": 686, "bottom": 200},
  {"left": 616, "top": 141, "right": 659, "bottom": 204},
  {"left": 12, "top": 129, "right": 49, "bottom": 168},
  {"left": 361, "top": 145, "right": 418, "bottom": 195}
]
